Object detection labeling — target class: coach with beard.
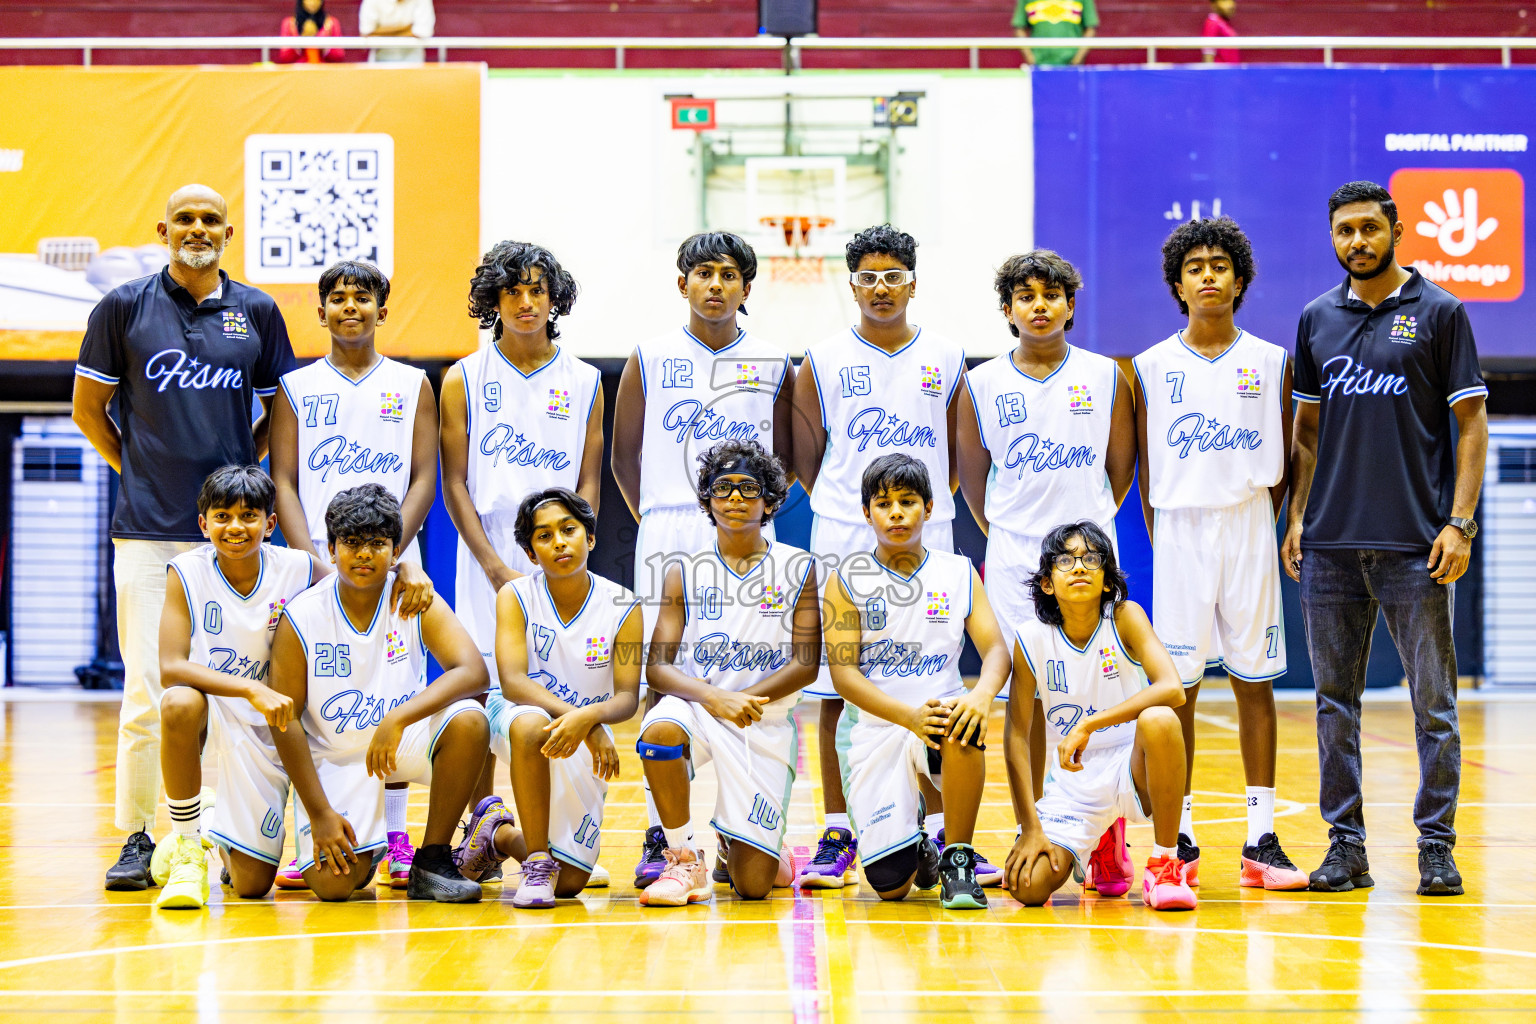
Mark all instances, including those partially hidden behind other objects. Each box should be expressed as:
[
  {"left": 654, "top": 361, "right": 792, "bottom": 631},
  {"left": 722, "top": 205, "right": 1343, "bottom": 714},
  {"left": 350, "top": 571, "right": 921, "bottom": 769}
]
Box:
[
  {"left": 1282, "top": 180, "right": 1488, "bottom": 899},
  {"left": 73, "top": 184, "right": 296, "bottom": 890}
]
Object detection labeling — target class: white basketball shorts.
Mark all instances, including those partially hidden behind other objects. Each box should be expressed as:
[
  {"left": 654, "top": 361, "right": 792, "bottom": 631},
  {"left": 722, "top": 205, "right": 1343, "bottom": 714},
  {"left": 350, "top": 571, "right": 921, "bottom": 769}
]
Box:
[
  {"left": 486, "top": 694, "right": 610, "bottom": 871},
  {"left": 1035, "top": 741, "right": 1149, "bottom": 873},
  {"left": 295, "top": 698, "right": 486, "bottom": 872},
  {"left": 1152, "top": 490, "right": 1285, "bottom": 685},
  {"left": 642, "top": 694, "right": 797, "bottom": 857}
]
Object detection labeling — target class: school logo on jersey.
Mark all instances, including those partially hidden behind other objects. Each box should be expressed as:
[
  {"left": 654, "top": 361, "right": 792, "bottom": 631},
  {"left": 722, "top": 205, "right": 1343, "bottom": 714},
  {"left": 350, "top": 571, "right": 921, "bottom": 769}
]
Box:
[
  {"left": 385, "top": 629, "right": 409, "bottom": 663},
  {"left": 1067, "top": 384, "right": 1093, "bottom": 415},
  {"left": 221, "top": 310, "right": 250, "bottom": 337},
  {"left": 379, "top": 392, "right": 406, "bottom": 422},
  {"left": 266, "top": 598, "right": 287, "bottom": 631},
  {"left": 1098, "top": 643, "right": 1121, "bottom": 681},
  {"left": 547, "top": 388, "right": 571, "bottom": 420},
  {"left": 925, "top": 590, "right": 951, "bottom": 622},
  {"left": 1389, "top": 314, "right": 1418, "bottom": 344},
  {"left": 734, "top": 362, "right": 762, "bottom": 390},
  {"left": 758, "top": 585, "right": 786, "bottom": 616},
  {"left": 585, "top": 636, "right": 610, "bottom": 668},
  {"left": 919, "top": 365, "right": 944, "bottom": 398},
  {"left": 1236, "top": 367, "right": 1263, "bottom": 398}
]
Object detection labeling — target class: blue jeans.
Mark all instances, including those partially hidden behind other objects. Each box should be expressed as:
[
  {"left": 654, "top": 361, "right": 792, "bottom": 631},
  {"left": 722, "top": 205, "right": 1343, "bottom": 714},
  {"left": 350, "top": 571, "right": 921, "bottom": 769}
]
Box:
[{"left": 1299, "top": 548, "right": 1460, "bottom": 848}]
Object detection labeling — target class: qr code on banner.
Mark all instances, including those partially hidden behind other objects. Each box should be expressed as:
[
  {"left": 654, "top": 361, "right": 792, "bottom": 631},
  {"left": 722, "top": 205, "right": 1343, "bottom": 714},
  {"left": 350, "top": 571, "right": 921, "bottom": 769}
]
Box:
[{"left": 242, "top": 133, "right": 395, "bottom": 284}]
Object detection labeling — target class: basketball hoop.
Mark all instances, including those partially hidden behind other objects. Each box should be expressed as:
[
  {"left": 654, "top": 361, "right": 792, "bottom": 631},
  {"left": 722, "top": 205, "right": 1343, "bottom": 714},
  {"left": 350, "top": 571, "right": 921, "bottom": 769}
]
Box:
[{"left": 760, "top": 214, "right": 834, "bottom": 283}]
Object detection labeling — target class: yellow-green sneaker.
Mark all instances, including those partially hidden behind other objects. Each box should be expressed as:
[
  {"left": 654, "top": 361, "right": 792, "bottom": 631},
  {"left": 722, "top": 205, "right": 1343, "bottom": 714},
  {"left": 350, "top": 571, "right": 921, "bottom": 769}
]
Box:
[
  {"left": 151, "top": 831, "right": 214, "bottom": 886},
  {"left": 154, "top": 835, "right": 210, "bottom": 910}
]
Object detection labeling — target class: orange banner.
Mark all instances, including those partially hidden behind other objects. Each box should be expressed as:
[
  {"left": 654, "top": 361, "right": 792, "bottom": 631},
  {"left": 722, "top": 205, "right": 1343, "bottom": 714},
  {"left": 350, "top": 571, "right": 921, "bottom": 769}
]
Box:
[{"left": 0, "top": 65, "right": 480, "bottom": 361}]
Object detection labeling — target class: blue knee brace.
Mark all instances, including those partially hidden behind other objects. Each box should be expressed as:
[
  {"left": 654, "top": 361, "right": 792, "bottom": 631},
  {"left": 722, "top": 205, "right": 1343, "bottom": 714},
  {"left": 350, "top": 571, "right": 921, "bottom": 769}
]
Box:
[{"left": 636, "top": 738, "right": 686, "bottom": 761}]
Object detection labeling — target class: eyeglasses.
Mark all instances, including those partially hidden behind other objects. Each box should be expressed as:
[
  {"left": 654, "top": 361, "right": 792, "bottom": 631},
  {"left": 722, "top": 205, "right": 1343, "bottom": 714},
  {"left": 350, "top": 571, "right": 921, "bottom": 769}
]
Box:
[
  {"left": 849, "top": 269, "right": 916, "bottom": 289},
  {"left": 708, "top": 480, "right": 763, "bottom": 499},
  {"left": 1053, "top": 551, "right": 1106, "bottom": 572}
]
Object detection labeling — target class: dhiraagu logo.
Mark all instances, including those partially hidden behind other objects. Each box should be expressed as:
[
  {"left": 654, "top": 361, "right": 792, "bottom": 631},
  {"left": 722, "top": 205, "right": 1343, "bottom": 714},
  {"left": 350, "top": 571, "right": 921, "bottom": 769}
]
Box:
[{"left": 1391, "top": 167, "right": 1524, "bottom": 301}]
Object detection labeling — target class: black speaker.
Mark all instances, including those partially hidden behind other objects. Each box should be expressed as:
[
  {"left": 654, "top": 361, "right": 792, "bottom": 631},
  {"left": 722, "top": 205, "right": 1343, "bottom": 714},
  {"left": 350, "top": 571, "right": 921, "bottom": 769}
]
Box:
[{"left": 760, "top": 0, "right": 818, "bottom": 37}]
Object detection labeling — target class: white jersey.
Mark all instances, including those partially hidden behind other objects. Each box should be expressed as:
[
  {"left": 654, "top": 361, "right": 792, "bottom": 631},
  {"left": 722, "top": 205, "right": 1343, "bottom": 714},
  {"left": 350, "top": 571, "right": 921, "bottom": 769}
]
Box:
[
  {"left": 1133, "top": 330, "right": 1287, "bottom": 510},
  {"left": 460, "top": 343, "right": 599, "bottom": 523},
  {"left": 837, "top": 547, "right": 971, "bottom": 708},
  {"left": 637, "top": 327, "right": 788, "bottom": 515},
  {"left": 1016, "top": 613, "right": 1148, "bottom": 753},
  {"left": 805, "top": 327, "right": 965, "bottom": 525},
  {"left": 279, "top": 356, "right": 426, "bottom": 551},
  {"left": 282, "top": 571, "right": 427, "bottom": 763},
  {"left": 964, "top": 346, "right": 1119, "bottom": 536},
  {"left": 508, "top": 570, "right": 639, "bottom": 710},
  {"left": 675, "top": 541, "right": 816, "bottom": 720},
  {"left": 169, "top": 544, "right": 314, "bottom": 735}
]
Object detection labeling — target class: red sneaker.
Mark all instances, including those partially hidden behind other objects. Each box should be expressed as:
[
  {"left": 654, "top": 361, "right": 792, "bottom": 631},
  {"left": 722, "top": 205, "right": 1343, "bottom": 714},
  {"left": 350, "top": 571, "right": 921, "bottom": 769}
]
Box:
[{"left": 1087, "top": 817, "right": 1132, "bottom": 897}]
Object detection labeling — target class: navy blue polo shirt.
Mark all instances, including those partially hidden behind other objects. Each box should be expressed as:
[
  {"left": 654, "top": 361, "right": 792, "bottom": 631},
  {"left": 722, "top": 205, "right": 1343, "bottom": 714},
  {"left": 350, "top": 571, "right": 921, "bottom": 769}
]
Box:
[
  {"left": 75, "top": 268, "right": 296, "bottom": 541},
  {"left": 1293, "top": 268, "right": 1486, "bottom": 553}
]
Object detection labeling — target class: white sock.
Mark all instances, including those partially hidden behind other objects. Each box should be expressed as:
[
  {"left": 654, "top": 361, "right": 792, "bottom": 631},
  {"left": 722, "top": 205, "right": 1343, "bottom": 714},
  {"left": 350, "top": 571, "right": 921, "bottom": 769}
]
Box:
[
  {"left": 1179, "top": 796, "right": 1195, "bottom": 844},
  {"left": 385, "top": 786, "right": 408, "bottom": 835},
  {"left": 168, "top": 794, "right": 200, "bottom": 838},
  {"left": 824, "top": 812, "right": 850, "bottom": 832},
  {"left": 1246, "top": 787, "right": 1276, "bottom": 846},
  {"left": 662, "top": 823, "right": 695, "bottom": 851},
  {"left": 925, "top": 812, "right": 945, "bottom": 839},
  {"left": 1153, "top": 843, "right": 1178, "bottom": 860},
  {"left": 644, "top": 781, "right": 662, "bottom": 830}
]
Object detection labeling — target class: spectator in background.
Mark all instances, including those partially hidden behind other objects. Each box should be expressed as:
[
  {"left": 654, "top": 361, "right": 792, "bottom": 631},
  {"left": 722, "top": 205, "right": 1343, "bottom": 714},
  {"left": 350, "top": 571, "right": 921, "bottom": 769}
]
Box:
[
  {"left": 1203, "top": 0, "right": 1240, "bottom": 64},
  {"left": 1013, "top": 0, "right": 1098, "bottom": 67},
  {"left": 278, "top": 0, "right": 345, "bottom": 64},
  {"left": 359, "top": 0, "right": 435, "bottom": 64}
]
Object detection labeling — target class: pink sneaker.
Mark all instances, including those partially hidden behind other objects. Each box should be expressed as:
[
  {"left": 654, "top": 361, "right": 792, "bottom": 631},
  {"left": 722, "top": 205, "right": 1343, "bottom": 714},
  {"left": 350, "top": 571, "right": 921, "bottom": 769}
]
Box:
[
  {"left": 1143, "top": 856, "right": 1197, "bottom": 911},
  {"left": 638, "top": 848, "right": 712, "bottom": 907},
  {"left": 775, "top": 849, "right": 795, "bottom": 887},
  {"left": 381, "top": 831, "right": 414, "bottom": 890},
  {"left": 1088, "top": 817, "right": 1133, "bottom": 898},
  {"left": 274, "top": 858, "right": 308, "bottom": 890},
  {"left": 1240, "top": 832, "right": 1310, "bottom": 891}
]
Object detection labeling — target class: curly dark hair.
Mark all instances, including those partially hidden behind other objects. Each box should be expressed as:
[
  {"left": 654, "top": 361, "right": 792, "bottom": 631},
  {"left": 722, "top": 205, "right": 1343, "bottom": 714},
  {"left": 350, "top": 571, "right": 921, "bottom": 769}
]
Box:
[
  {"left": 513, "top": 487, "right": 597, "bottom": 558},
  {"left": 695, "top": 439, "right": 790, "bottom": 525},
  {"left": 845, "top": 223, "right": 917, "bottom": 272},
  {"left": 1026, "top": 521, "right": 1129, "bottom": 627},
  {"left": 468, "top": 240, "right": 579, "bottom": 342},
  {"left": 324, "top": 483, "right": 402, "bottom": 548},
  {"left": 1161, "top": 217, "right": 1256, "bottom": 315},
  {"left": 994, "top": 250, "right": 1084, "bottom": 336}
]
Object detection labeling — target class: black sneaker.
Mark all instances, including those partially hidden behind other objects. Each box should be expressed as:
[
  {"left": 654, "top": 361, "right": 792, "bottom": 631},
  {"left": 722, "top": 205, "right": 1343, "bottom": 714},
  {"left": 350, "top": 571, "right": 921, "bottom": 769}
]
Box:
[
  {"left": 914, "top": 830, "right": 941, "bottom": 890},
  {"left": 220, "top": 867, "right": 232, "bottom": 887},
  {"left": 481, "top": 863, "right": 503, "bottom": 884},
  {"left": 712, "top": 833, "right": 732, "bottom": 884},
  {"left": 406, "top": 843, "right": 483, "bottom": 903},
  {"left": 1309, "top": 838, "right": 1374, "bottom": 892},
  {"left": 105, "top": 831, "right": 155, "bottom": 891},
  {"left": 938, "top": 844, "right": 987, "bottom": 909},
  {"left": 1417, "top": 842, "right": 1464, "bottom": 896},
  {"left": 1177, "top": 833, "right": 1201, "bottom": 888},
  {"left": 634, "top": 826, "right": 668, "bottom": 886}
]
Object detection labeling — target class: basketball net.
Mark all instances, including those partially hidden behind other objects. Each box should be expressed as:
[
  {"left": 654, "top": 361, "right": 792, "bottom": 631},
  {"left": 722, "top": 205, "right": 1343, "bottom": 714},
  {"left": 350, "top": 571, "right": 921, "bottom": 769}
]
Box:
[{"left": 760, "top": 215, "right": 833, "bottom": 284}]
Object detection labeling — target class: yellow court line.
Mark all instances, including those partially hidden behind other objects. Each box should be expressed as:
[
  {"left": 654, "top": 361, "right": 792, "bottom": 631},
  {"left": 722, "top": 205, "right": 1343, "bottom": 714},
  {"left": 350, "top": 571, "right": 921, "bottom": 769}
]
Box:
[
  {"left": 0, "top": 987, "right": 1530, "bottom": 1001},
  {"left": 819, "top": 892, "right": 856, "bottom": 1024}
]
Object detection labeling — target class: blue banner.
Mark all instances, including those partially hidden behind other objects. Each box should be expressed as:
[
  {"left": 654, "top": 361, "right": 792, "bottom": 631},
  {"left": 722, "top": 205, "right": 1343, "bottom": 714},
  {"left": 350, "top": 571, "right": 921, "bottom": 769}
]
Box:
[{"left": 1034, "top": 67, "right": 1533, "bottom": 358}]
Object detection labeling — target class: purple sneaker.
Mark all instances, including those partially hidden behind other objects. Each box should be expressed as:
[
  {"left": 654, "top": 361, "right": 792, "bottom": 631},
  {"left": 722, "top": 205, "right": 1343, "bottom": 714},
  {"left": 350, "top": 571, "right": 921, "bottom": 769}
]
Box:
[
  {"left": 512, "top": 851, "right": 560, "bottom": 908},
  {"left": 795, "top": 827, "right": 857, "bottom": 889},
  {"left": 634, "top": 826, "right": 667, "bottom": 886},
  {"left": 934, "top": 829, "right": 1002, "bottom": 888},
  {"left": 452, "top": 796, "right": 516, "bottom": 881}
]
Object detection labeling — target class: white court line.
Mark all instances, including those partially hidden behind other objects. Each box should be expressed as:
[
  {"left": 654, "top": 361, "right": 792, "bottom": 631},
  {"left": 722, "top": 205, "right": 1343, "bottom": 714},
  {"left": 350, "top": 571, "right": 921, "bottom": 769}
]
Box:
[
  {"left": 1, "top": 987, "right": 1532, "bottom": 1001},
  {"left": 3, "top": 915, "right": 1536, "bottom": 974}
]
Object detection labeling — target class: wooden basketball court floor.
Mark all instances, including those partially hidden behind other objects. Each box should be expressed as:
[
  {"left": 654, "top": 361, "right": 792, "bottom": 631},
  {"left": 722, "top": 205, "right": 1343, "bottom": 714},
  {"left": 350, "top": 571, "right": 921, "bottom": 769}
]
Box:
[{"left": 2, "top": 691, "right": 1534, "bottom": 1022}]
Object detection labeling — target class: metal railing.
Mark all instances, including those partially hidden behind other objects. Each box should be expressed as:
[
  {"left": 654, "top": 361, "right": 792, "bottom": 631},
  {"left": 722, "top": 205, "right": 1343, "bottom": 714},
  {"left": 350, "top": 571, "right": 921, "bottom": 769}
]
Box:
[{"left": 0, "top": 35, "right": 1533, "bottom": 70}]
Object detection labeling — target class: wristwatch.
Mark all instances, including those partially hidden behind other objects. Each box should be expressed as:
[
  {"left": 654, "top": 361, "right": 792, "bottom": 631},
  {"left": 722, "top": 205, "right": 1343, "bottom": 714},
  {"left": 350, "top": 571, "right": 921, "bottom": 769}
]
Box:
[{"left": 1447, "top": 517, "right": 1478, "bottom": 540}]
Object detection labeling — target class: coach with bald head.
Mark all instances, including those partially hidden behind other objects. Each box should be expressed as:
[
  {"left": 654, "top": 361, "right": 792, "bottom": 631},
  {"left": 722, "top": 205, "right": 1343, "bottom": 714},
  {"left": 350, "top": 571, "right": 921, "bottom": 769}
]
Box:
[{"left": 73, "top": 185, "right": 296, "bottom": 890}]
